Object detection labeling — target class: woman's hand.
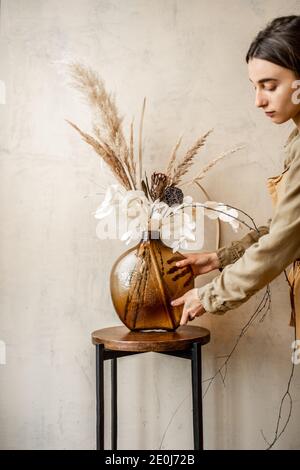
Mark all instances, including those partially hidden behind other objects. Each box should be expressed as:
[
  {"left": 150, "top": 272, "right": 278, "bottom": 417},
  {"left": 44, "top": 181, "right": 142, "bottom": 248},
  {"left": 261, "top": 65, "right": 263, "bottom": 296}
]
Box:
[
  {"left": 171, "top": 288, "right": 206, "bottom": 325},
  {"left": 175, "top": 252, "right": 220, "bottom": 277}
]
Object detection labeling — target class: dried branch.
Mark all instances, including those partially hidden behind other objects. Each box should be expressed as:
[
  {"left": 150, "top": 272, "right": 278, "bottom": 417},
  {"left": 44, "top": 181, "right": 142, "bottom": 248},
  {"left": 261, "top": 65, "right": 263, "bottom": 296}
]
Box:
[
  {"left": 202, "top": 286, "right": 272, "bottom": 397},
  {"left": 165, "top": 135, "right": 183, "bottom": 178},
  {"left": 182, "top": 145, "right": 245, "bottom": 187},
  {"left": 171, "top": 129, "right": 213, "bottom": 185},
  {"left": 68, "top": 62, "right": 136, "bottom": 188},
  {"left": 138, "top": 97, "right": 146, "bottom": 189},
  {"left": 261, "top": 361, "right": 294, "bottom": 450},
  {"left": 129, "top": 119, "right": 137, "bottom": 187},
  {"left": 66, "top": 119, "right": 131, "bottom": 190},
  {"left": 261, "top": 272, "right": 295, "bottom": 450}
]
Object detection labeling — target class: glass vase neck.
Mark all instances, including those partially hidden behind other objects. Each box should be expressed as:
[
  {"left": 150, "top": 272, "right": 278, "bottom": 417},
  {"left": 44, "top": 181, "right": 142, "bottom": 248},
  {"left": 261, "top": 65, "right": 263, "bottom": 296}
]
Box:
[{"left": 141, "top": 230, "right": 161, "bottom": 241}]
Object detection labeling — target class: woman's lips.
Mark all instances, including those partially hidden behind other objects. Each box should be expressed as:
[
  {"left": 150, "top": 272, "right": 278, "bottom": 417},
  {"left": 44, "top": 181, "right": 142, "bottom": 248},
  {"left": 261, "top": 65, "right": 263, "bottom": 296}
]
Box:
[{"left": 265, "top": 111, "right": 276, "bottom": 117}]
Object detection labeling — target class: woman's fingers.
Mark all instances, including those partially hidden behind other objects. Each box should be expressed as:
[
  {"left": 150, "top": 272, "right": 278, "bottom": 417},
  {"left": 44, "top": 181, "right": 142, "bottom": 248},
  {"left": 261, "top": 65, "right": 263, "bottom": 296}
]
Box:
[
  {"left": 171, "top": 296, "right": 185, "bottom": 306},
  {"left": 180, "top": 307, "right": 198, "bottom": 325},
  {"left": 175, "top": 258, "right": 191, "bottom": 268},
  {"left": 172, "top": 288, "right": 206, "bottom": 325},
  {"left": 180, "top": 309, "right": 190, "bottom": 325}
]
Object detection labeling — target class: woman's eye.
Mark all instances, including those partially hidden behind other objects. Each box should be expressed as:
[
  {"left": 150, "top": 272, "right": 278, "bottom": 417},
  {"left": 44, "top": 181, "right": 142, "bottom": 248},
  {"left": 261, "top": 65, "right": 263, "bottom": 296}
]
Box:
[
  {"left": 252, "top": 85, "right": 276, "bottom": 92},
  {"left": 264, "top": 84, "right": 277, "bottom": 91}
]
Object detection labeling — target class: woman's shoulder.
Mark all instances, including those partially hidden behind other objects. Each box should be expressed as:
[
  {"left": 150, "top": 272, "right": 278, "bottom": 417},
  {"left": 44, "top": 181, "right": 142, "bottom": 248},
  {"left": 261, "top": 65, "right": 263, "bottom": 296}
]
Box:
[
  {"left": 284, "top": 127, "right": 299, "bottom": 147},
  {"left": 284, "top": 127, "right": 300, "bottom": 168}
]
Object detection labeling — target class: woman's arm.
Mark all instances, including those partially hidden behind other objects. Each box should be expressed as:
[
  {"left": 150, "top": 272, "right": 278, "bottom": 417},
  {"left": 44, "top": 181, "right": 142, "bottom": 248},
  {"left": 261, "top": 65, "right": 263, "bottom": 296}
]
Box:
[
  {"left": 198, "top": 141, "right": 300, "bottom": 313},
  {"left": 216, "top": 222, "right": 271, "bottom": 268}
]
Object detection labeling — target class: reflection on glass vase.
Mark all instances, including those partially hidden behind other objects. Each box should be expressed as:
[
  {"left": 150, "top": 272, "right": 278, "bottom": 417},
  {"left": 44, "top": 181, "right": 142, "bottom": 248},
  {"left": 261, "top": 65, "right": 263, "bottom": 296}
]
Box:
[{"left": 110, "top": 230, "right": 194, "bottom": 331}]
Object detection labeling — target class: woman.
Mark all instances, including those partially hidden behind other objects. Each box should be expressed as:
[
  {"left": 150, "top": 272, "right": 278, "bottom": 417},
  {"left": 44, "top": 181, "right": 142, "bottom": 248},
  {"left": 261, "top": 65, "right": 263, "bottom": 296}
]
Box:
[{"left": 171, "top": 15, "right": 300, "bottom": 344}]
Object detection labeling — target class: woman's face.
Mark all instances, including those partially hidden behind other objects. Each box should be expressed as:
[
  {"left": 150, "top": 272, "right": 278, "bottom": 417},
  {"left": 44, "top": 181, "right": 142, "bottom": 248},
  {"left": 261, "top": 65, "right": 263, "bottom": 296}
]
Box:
[{"left": 248, "top": 58, "right": 300, "bottom": 126}]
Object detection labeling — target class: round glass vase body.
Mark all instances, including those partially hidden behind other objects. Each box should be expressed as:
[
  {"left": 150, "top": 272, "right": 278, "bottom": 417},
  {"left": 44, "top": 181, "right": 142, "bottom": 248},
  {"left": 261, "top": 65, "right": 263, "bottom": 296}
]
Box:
[{"left": 110, "top": 230, "right": 195, "bottom": 331}]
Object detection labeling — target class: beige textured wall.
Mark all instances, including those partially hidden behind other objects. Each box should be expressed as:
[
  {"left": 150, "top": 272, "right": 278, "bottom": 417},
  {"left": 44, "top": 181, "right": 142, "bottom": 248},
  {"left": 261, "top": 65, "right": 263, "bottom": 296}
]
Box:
[{"left": 0, "top": 0, "right": 300, "bottom": 450}]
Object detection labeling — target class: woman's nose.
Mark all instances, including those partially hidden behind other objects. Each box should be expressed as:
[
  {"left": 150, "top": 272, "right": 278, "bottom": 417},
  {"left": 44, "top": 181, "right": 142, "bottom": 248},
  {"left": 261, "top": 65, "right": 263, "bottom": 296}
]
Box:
[{"left": 255, "top": 89, "right": 268, "bottom": 108}]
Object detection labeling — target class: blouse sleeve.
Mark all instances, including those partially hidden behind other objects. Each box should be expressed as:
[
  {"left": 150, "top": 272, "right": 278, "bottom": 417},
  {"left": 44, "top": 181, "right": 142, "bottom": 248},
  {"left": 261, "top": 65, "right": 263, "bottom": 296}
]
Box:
[
  {"left": 198, "top": 139, "right": 300, "bottom": 313},
  {"left": 216, "top": 222, "right": 271, "bottom": 269}
]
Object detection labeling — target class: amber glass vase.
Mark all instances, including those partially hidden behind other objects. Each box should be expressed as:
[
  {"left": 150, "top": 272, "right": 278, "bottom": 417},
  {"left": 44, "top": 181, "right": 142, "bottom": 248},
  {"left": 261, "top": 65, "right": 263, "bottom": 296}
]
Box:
[{"left": 110, "top": 230, "right": 194, "bottom": 331}]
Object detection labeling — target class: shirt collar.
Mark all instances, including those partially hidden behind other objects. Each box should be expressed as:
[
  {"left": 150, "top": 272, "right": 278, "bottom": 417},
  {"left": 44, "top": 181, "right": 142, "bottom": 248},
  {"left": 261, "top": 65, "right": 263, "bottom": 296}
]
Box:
[
  {"left": 284, "top": 127, "right": 299, "bottom": 148},
  {"left": 284, "top": 127, "right": 300, "bottom": 169}
]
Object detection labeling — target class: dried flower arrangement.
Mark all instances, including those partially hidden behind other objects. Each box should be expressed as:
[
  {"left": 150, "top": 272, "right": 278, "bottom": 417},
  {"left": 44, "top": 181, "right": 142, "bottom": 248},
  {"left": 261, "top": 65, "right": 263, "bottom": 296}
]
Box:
[{"left": 67, "top": 63, "right": 244, "bottom": 250}]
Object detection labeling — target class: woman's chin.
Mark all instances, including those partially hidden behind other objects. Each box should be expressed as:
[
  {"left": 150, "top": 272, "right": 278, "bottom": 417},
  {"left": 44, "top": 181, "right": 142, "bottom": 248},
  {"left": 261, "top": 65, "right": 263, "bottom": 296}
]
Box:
[{"left": 270, "top": 115, "right": 288, "bottom": 124}]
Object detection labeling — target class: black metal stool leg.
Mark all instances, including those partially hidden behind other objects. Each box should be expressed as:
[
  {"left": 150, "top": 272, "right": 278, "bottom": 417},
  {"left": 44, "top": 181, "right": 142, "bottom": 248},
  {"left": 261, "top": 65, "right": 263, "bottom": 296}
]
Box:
[
  {"left": 191, "top": 342, "right": 203, "bottom": 450},
  {"left": 111, "top": 357, "right": 118, "bottom": 450},
  {"left": 96, "top": 344, "right": 104, "bottom": 450}
]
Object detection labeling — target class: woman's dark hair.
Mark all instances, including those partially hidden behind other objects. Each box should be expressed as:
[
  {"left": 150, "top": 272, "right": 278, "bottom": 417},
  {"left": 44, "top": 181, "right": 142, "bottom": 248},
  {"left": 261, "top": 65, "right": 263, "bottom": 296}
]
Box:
[{"left": 246, "top": 16, "right": 300, "bottom": 77}]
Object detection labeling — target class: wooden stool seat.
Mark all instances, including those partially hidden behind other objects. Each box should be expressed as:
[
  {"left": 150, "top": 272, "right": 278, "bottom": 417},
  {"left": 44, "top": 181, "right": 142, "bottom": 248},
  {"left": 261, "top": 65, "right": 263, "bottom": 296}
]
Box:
[{"left": 92, "top": 325, "right": 210, "bottom": 352}]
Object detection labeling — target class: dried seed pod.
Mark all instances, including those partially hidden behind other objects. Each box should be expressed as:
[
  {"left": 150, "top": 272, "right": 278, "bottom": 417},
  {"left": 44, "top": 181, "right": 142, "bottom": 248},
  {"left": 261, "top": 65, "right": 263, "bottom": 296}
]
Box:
[
  {"left": 149, "top": 172, "right": 169, "bottom": 200},
  {"left": 162, "top": 186, "right": 184, "bottom": 206}
]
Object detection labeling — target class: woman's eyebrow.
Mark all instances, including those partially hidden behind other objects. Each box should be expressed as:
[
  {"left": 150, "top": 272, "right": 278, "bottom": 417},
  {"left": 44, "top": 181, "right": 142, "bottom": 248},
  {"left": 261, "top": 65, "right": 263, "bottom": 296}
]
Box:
[{"left": 249, "top": 78, "right": 279, "bottom": 84}]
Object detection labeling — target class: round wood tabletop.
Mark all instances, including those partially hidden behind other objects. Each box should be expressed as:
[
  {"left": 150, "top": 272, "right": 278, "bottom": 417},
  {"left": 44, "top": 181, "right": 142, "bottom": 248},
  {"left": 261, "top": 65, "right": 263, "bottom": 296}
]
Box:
[{"left": 91, "top": 325, "right": 210, "bottom": 352}]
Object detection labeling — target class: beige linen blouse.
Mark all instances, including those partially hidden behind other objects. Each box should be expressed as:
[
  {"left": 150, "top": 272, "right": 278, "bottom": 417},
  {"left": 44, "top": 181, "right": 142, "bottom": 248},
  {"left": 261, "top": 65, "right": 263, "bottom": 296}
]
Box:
[{"left": 197, "top": 127, "right": 300, "bottom": 341}]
